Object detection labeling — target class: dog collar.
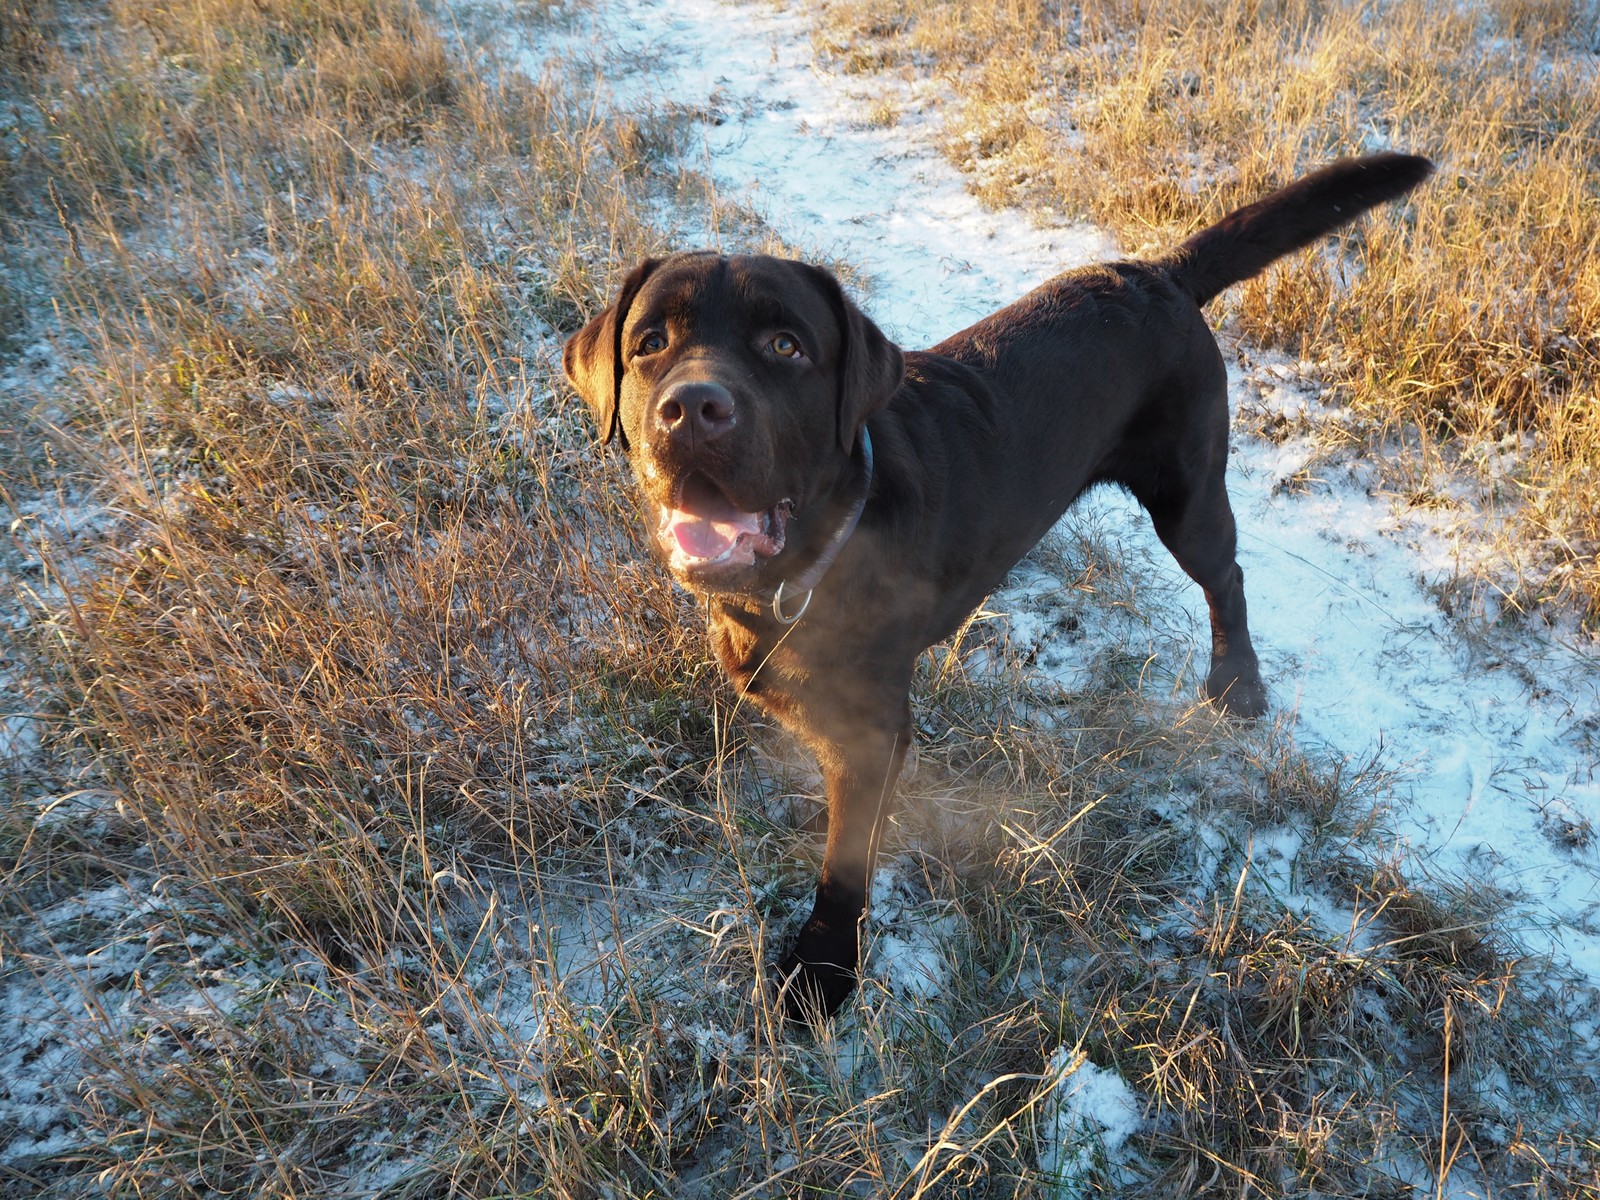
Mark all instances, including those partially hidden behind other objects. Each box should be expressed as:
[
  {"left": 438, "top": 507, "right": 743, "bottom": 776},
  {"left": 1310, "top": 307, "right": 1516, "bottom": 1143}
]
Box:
[{"left": 771, "top": 428, "right": 874, "bottom": 625}]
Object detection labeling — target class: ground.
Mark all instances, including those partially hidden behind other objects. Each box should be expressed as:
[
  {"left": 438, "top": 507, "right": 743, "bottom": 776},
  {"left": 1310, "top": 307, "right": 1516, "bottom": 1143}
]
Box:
[{"left": 1, "top": 0, "right": 1597, "bottom": 1196}]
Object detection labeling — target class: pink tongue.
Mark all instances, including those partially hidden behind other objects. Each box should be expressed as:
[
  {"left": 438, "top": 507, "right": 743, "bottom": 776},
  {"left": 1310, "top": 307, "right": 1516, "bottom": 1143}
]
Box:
[{"left": 664, "top": 508, "right": 762, "bottom": 559}]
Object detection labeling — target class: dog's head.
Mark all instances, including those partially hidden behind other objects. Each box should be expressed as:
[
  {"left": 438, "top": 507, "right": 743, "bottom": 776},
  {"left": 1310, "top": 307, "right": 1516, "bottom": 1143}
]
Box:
[{"left": 563, "top": 253, "right": 903, "bottom": 593}]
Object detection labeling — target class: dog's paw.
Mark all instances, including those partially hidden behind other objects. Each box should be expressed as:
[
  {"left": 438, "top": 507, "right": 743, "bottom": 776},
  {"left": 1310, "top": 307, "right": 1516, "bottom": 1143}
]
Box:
[
  {"left": 774, "top": 919, "right": 859, "bottom": 1024},
  {"left": 1205, "top": 666, "right": 1268, "bottom": 720}
]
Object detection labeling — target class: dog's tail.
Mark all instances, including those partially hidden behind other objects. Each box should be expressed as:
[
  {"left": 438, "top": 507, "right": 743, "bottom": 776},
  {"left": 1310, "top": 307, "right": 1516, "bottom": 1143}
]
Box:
[{"left": 1156, "top": 152, "right": 1434, "bottom": 307}]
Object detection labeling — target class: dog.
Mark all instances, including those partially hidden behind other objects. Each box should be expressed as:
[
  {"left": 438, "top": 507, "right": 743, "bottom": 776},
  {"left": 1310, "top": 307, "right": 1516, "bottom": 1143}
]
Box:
[{"left": 563, "top": 152, "right": 1433, "bottom": 1019}]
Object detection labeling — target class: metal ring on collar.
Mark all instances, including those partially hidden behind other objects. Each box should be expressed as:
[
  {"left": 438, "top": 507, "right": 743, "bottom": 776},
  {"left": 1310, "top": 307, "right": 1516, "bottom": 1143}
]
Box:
[{"left": 771, "top": 580, "right": 813, "bottom": 625}]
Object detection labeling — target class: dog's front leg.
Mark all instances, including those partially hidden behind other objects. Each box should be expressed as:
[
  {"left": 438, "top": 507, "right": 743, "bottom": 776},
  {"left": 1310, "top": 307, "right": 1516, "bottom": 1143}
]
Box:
[{"left": 775, "top": 692, "right": 912, "bottom": 1021}]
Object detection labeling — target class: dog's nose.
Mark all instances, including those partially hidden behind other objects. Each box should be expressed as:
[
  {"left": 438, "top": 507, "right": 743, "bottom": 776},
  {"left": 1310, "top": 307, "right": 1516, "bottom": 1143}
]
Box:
[{"left": 654, "top": 381, "right": 736, "bottom": 443}]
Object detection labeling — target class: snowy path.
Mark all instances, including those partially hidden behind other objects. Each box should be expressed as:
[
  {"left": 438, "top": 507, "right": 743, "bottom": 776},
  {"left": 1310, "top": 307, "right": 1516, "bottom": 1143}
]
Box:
[{"left": 551, "top": 0, "right": 1600, "bottom": 987}]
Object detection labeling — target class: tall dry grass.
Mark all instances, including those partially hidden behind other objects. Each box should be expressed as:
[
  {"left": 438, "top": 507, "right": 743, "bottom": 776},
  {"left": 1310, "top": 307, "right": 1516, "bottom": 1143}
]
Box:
[
  {"left": 815, "top": 0, "right": 1600, "bottom": 621},
  {"left": 4, "top": 0, "right": 704, "bottom": 912},
  {"left": 1, "top": 0, "right": 1597, "bottom": 1196}
]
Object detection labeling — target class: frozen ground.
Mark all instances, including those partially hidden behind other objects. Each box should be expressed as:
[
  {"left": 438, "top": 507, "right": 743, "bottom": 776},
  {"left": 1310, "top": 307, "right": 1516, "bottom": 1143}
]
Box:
[{"left": 3, "top": 0, "right": 1597, "bottom": 1189}]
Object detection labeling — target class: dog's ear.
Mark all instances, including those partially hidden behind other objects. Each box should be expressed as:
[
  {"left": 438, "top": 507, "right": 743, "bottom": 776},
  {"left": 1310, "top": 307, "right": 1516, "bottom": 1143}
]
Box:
[
  {"left": 802, "top": 263, "right": 905, "bottom": 454},
  {"left": 563, "top": 258, "right": 660, "bottom": 447}
]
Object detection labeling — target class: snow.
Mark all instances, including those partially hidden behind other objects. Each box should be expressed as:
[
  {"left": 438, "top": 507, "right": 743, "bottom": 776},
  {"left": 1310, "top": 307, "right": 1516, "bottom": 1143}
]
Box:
[
  {"left": 867, "top": 863, "right": 955, "bottom": 999},
  {"left": 565, "top": 0, "right": 1114, "bottom": 345},
  {"left": 1036, "top": 1047, "right": 1142, "bottom": 1197}
]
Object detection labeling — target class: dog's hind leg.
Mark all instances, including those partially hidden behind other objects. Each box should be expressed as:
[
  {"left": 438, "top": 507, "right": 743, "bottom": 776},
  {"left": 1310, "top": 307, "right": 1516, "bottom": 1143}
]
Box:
[{"left": 1143, "top": 467, "right": 1268, "bottom": 719}]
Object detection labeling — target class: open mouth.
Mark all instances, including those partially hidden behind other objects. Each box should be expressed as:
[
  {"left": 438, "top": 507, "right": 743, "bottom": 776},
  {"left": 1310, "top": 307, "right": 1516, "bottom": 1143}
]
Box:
[{"left": 657, "top": 472, "right": 789, "bottom": 575}]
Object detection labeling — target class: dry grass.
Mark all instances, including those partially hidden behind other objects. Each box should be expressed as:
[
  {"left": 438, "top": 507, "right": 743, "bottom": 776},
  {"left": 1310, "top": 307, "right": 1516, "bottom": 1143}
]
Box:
[
  {"left": 1, "top": 0, "right": 1597, "bottom": 1197},
  {"left": 814, "top": 0, "right": 1600, "bottom": 623}
]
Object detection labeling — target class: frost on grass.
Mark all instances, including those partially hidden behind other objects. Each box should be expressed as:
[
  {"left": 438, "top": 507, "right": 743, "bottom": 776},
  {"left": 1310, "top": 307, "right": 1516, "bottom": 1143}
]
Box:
[
  {"left": 865, "top": 862, "right": 956, "bottom": 1001},
  {"left": 2, "top": 0, "right": 1600, "bottom": 1194}
]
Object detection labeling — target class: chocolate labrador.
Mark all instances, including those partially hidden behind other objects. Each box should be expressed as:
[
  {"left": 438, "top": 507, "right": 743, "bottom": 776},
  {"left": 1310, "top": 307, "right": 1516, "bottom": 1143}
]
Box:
[{"left": 563, "top": 152, "right": 1433, "bottom": 1019}]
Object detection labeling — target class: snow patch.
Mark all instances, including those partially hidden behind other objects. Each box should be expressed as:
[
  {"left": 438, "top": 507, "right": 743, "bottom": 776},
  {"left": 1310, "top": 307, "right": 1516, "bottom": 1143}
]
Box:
[{"left": 1036, "top": 1048, "right": 1142, "bottom": 1197}]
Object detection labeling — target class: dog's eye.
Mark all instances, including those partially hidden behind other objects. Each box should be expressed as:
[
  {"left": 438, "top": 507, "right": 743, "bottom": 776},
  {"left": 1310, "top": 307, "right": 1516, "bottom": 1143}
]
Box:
[
  {"left": 770, "top": 334, "right": 804, "bottom": 359},
  {"left": 636, "top": 332, "right": 667, "bottom": 357}
]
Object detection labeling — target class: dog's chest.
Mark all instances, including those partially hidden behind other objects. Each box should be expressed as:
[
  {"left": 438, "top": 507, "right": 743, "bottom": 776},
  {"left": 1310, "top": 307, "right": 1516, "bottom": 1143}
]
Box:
[{"left": 706, "top": 606, "right": 814, "bottom": 711}]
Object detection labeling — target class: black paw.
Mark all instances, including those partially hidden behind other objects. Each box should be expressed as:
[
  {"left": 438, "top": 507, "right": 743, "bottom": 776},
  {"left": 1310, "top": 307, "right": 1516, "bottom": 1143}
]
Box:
[
  {"left": 773, "top": 918, "right": 859, "bottom": 1023},
  {"left": 1205, "top": 665, "right": 1267, "bottom": 720}
]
